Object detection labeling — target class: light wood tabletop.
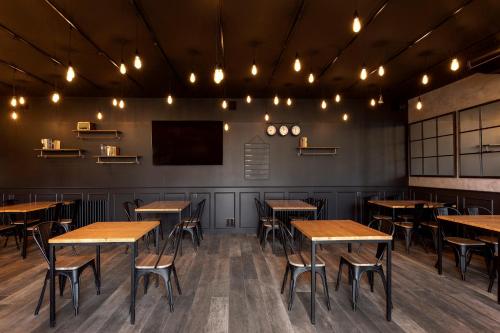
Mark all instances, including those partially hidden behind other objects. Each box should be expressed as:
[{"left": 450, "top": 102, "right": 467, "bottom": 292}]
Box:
[
  {"left": 49, "top": 221, "right": 160, "bottom": 244},
  {"left": 0, "top": 201, "right": 72, "bottom": 213},
  {"left": 292, "top": 220, "right": 392, "bottom": 241},
  {"left": 437, "top": 215, "right": 500, "bottom": 233},
  {"left": 266, "top": 200, "right": 317, "bottom": 211},
  {"left": 368, "top": 200, "right": 445, "bottom": 209},
  {"left": 134, "top": 200, "right": 190, "bottom": 213}
]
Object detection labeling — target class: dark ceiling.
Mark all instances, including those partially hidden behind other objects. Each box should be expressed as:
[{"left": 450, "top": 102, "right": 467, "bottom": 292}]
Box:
[{"left": 0, "top": 0, "right": 499, "bottom": 101}]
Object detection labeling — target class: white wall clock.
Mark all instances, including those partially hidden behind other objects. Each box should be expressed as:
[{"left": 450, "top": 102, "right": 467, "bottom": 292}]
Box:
[
  {"left": 279, "top": 125, "right": 289, "bottom": 136},
  {"left": 291, "top": 125, "right": 301, "bottom": 136},
  {"left": 266, "top": 125, "right": 277, "bottom": 136}
]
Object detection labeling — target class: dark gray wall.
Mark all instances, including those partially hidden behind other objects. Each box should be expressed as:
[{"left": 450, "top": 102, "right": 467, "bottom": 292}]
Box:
[{"left": 0, "top": 97, "right": 407, "bottom": 231}]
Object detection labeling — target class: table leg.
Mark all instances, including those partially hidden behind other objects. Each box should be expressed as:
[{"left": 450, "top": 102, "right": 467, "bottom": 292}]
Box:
[
  {"left": 392, "top": 208, "right": 396, "bottom": 221},
  {"left": 49, "top": 244, "right": 56, "bottom": 327},
  {"left": 310, "top": 240, "right": 316, "bottom": 324},
  {"left": 386, "top": 240, "right": 392, "bottom": 321},
  {"left": 130, "top": 242, "right": 136, "bottom": 324},
  {"left": 437, "top": 220, "right": 443, "bottom": 275},
  {"left": 272, "top": 210, "right": 276, "bottom": 254},
  {"left": 96, "top": 246, "right": 101, "bottom": 291},
  {"left": 156, "top": 225, "right": 160, "bottom": 255},
  {"left": 22, "top": 212, "right": 27, "bottom": 259}
]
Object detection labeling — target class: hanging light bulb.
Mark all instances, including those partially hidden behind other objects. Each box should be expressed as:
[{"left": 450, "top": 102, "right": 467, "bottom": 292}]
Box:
[
  {"left": 97, "top": 112, "right": 103, "bottom": 120},
  {"left": 378, "top": 94, "right": 384, "bottom": 104},
  {"left": 10, "top": 96, "right": 17, "bottom": 108},
  {"left": 112, "top": 98, "right": 118, "bottom": 107},
  {"left": 416, "top": 97, "right": 423, "bottom": 110},
  {"left": 321, "top": 100, "right": 327, "bottom": 109},
  {"left": 286, "top": 97, "right": 292, "bottom": 106},
  {"left": 118, "top": 99, "right": 125, "bottom": 109},
  {"left": 224, "top": 122, "right": 230, "bottom": 132},
  {"left": 167, "top": 94, "right": 173, "bottom": 105},
  {"left": 378, "top": 65, "right": 385, "bottom": 77},
  {"left": 360, "top": 65, "right": 368, "bottom": 80},
  {"left": 51, "top": 92, "right": 60, "bottom": 104},
  {"left": 293, "top": 53, "right": 301, "bottom": 72},
  {"left": 335, "top": 93, "right": 341, "bottom": 103},
  {"left": 450, "top": 58, "right": 460, "bottom": 71},
  {"left": 10, "top": 110, "right": 18, "bottom": 120},
  {"left": 264, "top": 113, "right": 270, "bottom": 122},
  {"left": 342, "top": 113, "right": 349, "bottom": 121},
  {"left": 370, "top": 98, "right": 376, "bottom": 107},
  {"left": 66, "top": 63, "right": 75, "bottom": 82},
  {"left": 221, "top": 99, "right": 228, "bottom": 109},
  {"left": 274, "top": 95, "right": 279, "bottom": 105},
  {"left": 246, "top": 95, "right": 252, "bottom": 104},
  {"left": 133, "top": 50, "right": 142, "bottom": 69},
  {"left": 308, "top": 73, "right": 315, "bottom": 84},
  {"left": 251, "top": 61, "right": 258, "bottom": 76},
  {"left": 213, "top": 65, "right": 224, "bottom": 84},
  {"left": 119, "top": 61, "right": 127, "bottom": 75},
  {"left": 421, "top": 74, "right": 429, "bottom": 85},
  {"left": 18, "top": 96, "right": 26, "bottom": 105},
  {"left": 189, "top": 72, "right": 196, "bottom": 84},
  {"left": 352, "top": 10, "right": 361, "bottom": 33}
]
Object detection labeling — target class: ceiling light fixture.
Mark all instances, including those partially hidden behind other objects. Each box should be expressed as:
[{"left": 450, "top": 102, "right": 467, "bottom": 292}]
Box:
[
  {"left": 10, "top": 110, "right": 18, "bottom": 120},
  {"left": 18, "top": 96, "right": 26, "bottom": 106},
  {"left": 189, "top": 72, "right": 196, "bottom": 84},
  {"left": 97, "top": 112, "right": 103, "bottom": 120},
  {"left": 370, "top": 98, "right": 376, "bottom": 107},
  {"left": 264, "top": 113, "right": 270, "bottom": 122},
  {"left": 378, "top": 65, "right": 385, "bottom": 77},
  {"left": 119, "top": 61, "right": 127, "bottom": 75},
  {"left": 274, "top": 95, "right": 279, "bottom": 105},
  {"left": 118, "top": 99, "right": 125, "bottom": 109},
  {"left": 293, "top": 53, "right": 301, "bottom": 72},
  {"left": 112, "top": 98, "right": 118, "bottom": 107},
  {"left": 134, "top": 50, "right": 142, "bottom": 70},
  {"left": 224, "top": 122, "right": 230, "bottom": 131},
  {"left": 214, "top": 65, "right": 224, "bottom": 84},
  {"left": 251, "top": 60, "right": 258, "bottom": 76},
  {"left": 321, "top": 100, "right": 327, "bottom": 109},
  {"left": 167, "top": 94, "right": 173, "bottom": 105},
  {"left": 416, "top": 97, "right": 423, "bottom": 110},
  {"left": 222, "top": 99, "right": 228, "bottom": 109},
  {"left": 246, "top": 95, "right": 252, "bottom": 103},
  {"left": 66, "top": 62, "right": 75, "bottom": 82},
  {"left": 286, "top": 97, "right": 292, "bottom": 106},
  {"left": 10, "top": 96, "right": 17, "bottom": 108},
  {"left": 360, "top": 65, "right": 368, "bottom": 80},
  {"left": 308, "top": 73, "right": 315, "bottom": 84},
  {"left": 450, "top": 58, "right": 460, "bottom": 71},
  {"left": 421, "top": 74, "right": 429, "bottom": 85},
  {"left": 335, "top": 93, "right": 341, "bottom": 103},
  {"left": 51, "top": 92, "right": 60, "bottom": 104},
  {"left": 342, "top": 113, "right": 349, "bottom": 121},
  {"left": 352, "top": 10, "right": 361, "bottom": 33},
  {"left": 378, "top": 94, "right": 384, "bottom": 104}
]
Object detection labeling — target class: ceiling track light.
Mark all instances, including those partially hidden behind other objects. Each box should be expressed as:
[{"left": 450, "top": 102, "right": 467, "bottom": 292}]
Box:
[
  {"left": 294, "top": 53, "right": 301, "bottom": 72},
  {"left": 352, "top": 10, "right": 361, "bottom": 33}
]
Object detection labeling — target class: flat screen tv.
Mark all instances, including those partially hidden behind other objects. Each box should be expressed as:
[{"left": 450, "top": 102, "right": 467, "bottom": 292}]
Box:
[{"left": 152, "top": 121, "right": 223, "bottom": 165}]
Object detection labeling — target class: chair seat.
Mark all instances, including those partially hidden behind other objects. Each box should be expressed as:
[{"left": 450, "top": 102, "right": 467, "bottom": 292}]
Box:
[
  {"left": 373, "top": 215, "right": 392, "bottom": 221},
  {"left": 420, "top": 221, "right": 438, "bottom": 229},
  {"left": 477, "top": 235, "right": 498, "bottom": 245},
  {"left": 394, "top": 221, "right": 413, "bottom": 229},
  {"left": 445, "top": 237, "right": 485, "bottom": 246},
  {"left": 59, "top": 219, "right": 72, "bottom": 225},
  {"left": 182, "top": 222, "right": 198, "bottom": 229},
  {"left": 260, "top": 217, "right": 279, "bottom": 223},
  {"left": 263, "top": 221, "right": 280, "bottom": 228},
  {"left": 288, "top": 254, "right": 325, "bottom": 267},
  {"left": 136, "top": 254, "right": 174, "bottom": 269},
  {"left": 341, "top": 253, "right": 380, "bottom": 267},
  {"left": 181, "top": 217, "right": 200, "bottom": 223},
  {"left": 12, "top": 219, "right": 40, "bottom": 226},
  {"left": 56, "top": 255, "right": 94, "bottom": 270}
]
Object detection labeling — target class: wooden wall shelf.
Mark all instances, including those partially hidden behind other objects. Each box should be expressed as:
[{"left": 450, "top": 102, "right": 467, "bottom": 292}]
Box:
[
  {"left": 73, "top": 129, "right": 121, "bottom": 140},
  {"left": 94, "top": 155, "right": 141, "bottom": 164},
  {"left": 35, "top": 149, "right": 84, "bottom": 158},
  {"left": 296, "top": 147, "right": 340, "bottom": 156}
]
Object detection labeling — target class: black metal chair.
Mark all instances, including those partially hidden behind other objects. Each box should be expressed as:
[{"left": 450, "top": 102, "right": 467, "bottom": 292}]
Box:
[
  {"left": 181, "top": 199, "right": 206, "bottom": 249},
  {"left": 135, "top": 222, "right": 184, "bottom": 312},
  {"left": 435, "top": 207, "right": 488, "bottom": 281},
  {"left": 255, "top": 198, "right": 280, "bottom": 249},
  {"left": 393, "top": 203, "right": 423, "bottom": 254},
  {"left": 33, "top": 221, "right": 100, "bottom": 316},
  {"left": 335, "top": 218, "right": 394, "bottom": 311},
  {"left": 0, "top": 214, "right": 19, "bottom": 250},
  {"left": 59, "top": 199, "right": 82, "bottom": 232},
  {"left": 278, "top": 221, "right": 331, "bottom": 311}
]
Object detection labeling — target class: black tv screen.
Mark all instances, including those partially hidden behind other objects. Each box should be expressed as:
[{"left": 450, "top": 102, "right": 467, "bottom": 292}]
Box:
[{"left": 152, "top": 121, "right": 223, "bottom": 165}]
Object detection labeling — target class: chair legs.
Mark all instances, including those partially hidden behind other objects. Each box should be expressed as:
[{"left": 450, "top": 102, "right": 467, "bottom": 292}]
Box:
[
  {"left": 138, "top": 267, "right": 178, "bottom": 312},
  {"left": 284, "top": 265, "right": 330, "bottom": 311},
  {"left": 35, "top": 271, "right": 49, "bottom": 315}
]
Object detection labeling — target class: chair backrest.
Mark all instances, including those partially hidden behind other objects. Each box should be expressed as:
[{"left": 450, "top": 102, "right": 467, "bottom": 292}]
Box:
[
  {"left": 278, "top": 220, "right": 296, "bottom": 263},
  {"left": 133, "top": 199, "right": 144, "bottom": 221},
  {"left": 315, "top": 198, "right": 326, "bottom": 218},
  {"left": 123, "top": 201, "right": 135, "bottom": 221},
  {"left": 467, "top": 206, "right": 493, "bottom": 215},
  {"left": 254, "top": 198, "right": 266, "bottom": 220},
  {"left": 48, "top": 202, "right": 63, "bottom": 222},
  {"left": 70, "top": 199, "right": 82, "bottom": 223},
  {"left": 433, "top": 206, "right": 461, "bottom": 239},
  {"left": 367, "top": 218, "right": 395, "bottom": 265},
  {"left": 33, "top": 221, "right": 55, "bottom": 267},
  {"left": 154, "top": 222, "right": 184, "bottom": 269}
]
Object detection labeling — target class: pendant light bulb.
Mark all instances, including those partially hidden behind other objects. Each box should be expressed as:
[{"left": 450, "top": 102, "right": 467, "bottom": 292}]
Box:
[
  {"left": 342, "top": 113, "right": 349, "bottom": 121},
  {"left": 66, "top": 63, "right": 75, "bottom": 82},
  {"left": 214, "top": 66, "right": 224, "bottom": 84},
  {"left": 221, "top": 99, "right": 228, "bottom": 109},
  {"left": 246, "top": 95, "right": 252, "bottom": 104},
  {"left": 167, "top": 94, "right": 173, "bottom": 105},
  {"left": 370, "top": 98, "right": 376, "bottom": 107},
  {"left": 360, "top": 66, "right": 368, "bottom": 80},
  {"left": 51, "top": 92, "right": 60, "bottom": 104},
  {"left": 421, "top": 74, "right": 429, "bottom": 85},
  {"left": 335, "top": 93, "right": 341, "bottom": 103},
  {"left": 251, "top": 61, "right": 258, "bottom": 76},
  {"left": 18, "top": 96, "right": 26, "bottom": 105},
  {"left": 119, "top": 61, "right": 127, "bottom": 75},
  {"left": 133, "top": 51, "right": 142, "bottom": 69},
  {"left": 118, "top": 99, "right": 125, "bottom": 109},
  {"left": 273, "top": 95, "right": 279, "bottom": 105},
  {"left": 224, "top": 122, "right": 230, "bottom": 132},
  {"left": 321, "top": 100, "right": 327, "bottom": 109},
  {"left": 10, "top": 110, "right": 18, "bottom": 120},
  {"left": 293, "top": 54, "right": 301, "bottom": 72},
  {"left": 112, "top": 98, "right": 118, "bottom": 107},
  {"left": 352, "top": 11, "right": 361, "bottom": 33},
  {"left": 189, "top": 72, "right": 196, "bottom": 84},
  {"left": 378, "top": 65, "right": 385, "bottom": 77},
  {"left": 308, "top": 73, "right": 315, "bottom": 84},
  {"left": 416, "top": 97, "right": 423, "bottom": 110},
  {"left": 286, "top": 97, "right": 292, "bottom": 106},
  {"left": 450, "top": 58, "right": 460, "bottom": 71},
  {"left": 97, "top": 112, "right": 103, "bottom": 120},
  {"left": 10, "top": 96, "right": 17, "bottom": 108},
  {"left": 264, "top": 113, "right": 270, "bottom": 122},
  {"left": 378, "top": 94, "right": 384, "bottom": 104}
]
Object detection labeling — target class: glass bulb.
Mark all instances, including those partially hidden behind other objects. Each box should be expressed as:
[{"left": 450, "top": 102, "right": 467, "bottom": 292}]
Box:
[
  {"left": 353, "top": 11, "right": 361, "bottom": 33},
  {"left": 251, "top": 63, "right": 258, "bottom": 76},
  {"left": 321, "top": 100, "right": 327, "bottom": 109},
  {"left": 378, "top": 94, "right": 384, "bottom": 104},
  {"left": 66, "top": 64, "right": 75, "bottom": 82},
  {"left": 10, "top": 96, "right": 17, "bottom": 107},
  {"left": 134, "top": 53, "right": 142, "bottom": 69},
  {"left": 335, "top": 94, "right": 341, "bottom": 103},
  {"left": 378, "top": 65, "right": 385, "bottom": 77},
  {"left": 51, "top": 92, "right": 60, "bottom": 103},
  {"left": 421, "top": 74, "right": 429, "bottom": 85},
  {"left": 264, "top": 113, "right": 270, "bottom": 122},
  {"left": 273, "top": 95, "right": 279, "bottom": 105},
  {"left": 189, "top": 72, "right": 196, "bottom": 84},
  {"left": 342, "top": 113, "right": 349, "bottom": 121},
  {"left": 222, "top": 99, "right": 228, "bottom": 109},
  {"left": 214, "top": 66, "right": 224, "bottom": 84},
  {"left": 293, "top": 55, "right": 301, "bottom": 72},
  {"left": 118, "top": 99, "right": 125, "bottom": 109},
  {"left": 370, "top": 98, "right": 376, "bottom": 107},
  {"left": 167, "top": 94, "right": 173, "bottom": 105},
  {"left": 112, "top": 98, "right": 118, "bottom": 106},
  {"left": 416, "top": 98, "right": 423, "bottom": 110},
  {"left": 286, "top": 97, "right": 292, "bottom": 106},
  {"left": 10, "top": 110, "right": 18, "bottom": 120},
  {"left": 308, "top": 73, "right": 315, "bottom": 84},
  {"left": 119, "top": 62, "right": 127, "bottom": 75},
  {"left": 224, "top": 123, "right": 230, "bottom": 132},
  {"left": 97, "top": 112, "right": 103, "bottom": 120},
  {"left": 18, "top": 96, "right": 26, "bottom": 105},
  {"left": 246, "top": 95, "right": 252, "bottom": 104},
  {"left": 450, "top": 58, "right": 460, "bottom": 71},
  {"left": 360, "top": 67, "right": 368, "bottom": 80}
]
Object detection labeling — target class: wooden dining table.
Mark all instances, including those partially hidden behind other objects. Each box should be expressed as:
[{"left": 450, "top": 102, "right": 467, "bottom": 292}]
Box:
[
  {"left": 368, "top": 200, "right": 445, "bottom": 220},
  {"left": 47, "top": 221, "right": 160, "bottom": 327},
  {"left": 266, "top": 200, "right": 317, "bottom": 253},
  {"left": 0, "top": 201, "right": 72, "bottom": 258},
  {"left": 135, "top": 200, "right": 190, "bottom": 234},
  {"left": 291, "top": 220, "right": 393, "bottom": 324},
  {"left": 436, "top": 215, "right": 500, "bottom": 304}
]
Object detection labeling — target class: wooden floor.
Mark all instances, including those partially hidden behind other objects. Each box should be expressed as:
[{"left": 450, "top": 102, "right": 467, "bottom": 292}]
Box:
[{"left": 0, "top": 233, "right": 499, "bottom": 333}]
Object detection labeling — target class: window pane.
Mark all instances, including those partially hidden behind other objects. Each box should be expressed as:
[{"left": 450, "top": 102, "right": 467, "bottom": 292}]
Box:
[
  {"left": 438, "top": 156, "right": 454, "bottom": 176},
  {"left": 460, "top": 154, "right": 481, "bottom": 177},
  {"left": 437, "top": 114, "right": 454, "bottom": 136},
  {"left": 423, "top": 119, "right": 436, "bottom": 139},
  {"left": 423, "top": 157, "right": 437, "bottom": 175},
  {"left": 438, "top": 135, "right": 454, "bottom": 156},
  {"left": 460, "top": 131, "right": 480, "bottom": 154},
  {"left": 423, "top": 138, "right": 437, "bottom": 157},
  {"left": 483, "top": 152, "right": 500, "bottom": 177},
  {"left": 410, "top": 123, "right": 422, "bottom": 141},
  {"left": 481, "top": 101, "right": 500, "bottom": 128},
  {"left": 460, "top": 108, "right": 480, "bottom": 132},
  {"left": 411, "top": 158, "right": 423, "bottom": 175},
  {"left": 411, "top": 141, "right": 422, "bottom": 158}
]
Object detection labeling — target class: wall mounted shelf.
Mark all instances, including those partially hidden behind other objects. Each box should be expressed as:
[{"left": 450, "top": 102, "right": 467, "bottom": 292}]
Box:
[
  {"left": 73, "top": 129, "right": 121, "bottom": 140},
  {"left": 94, "top": 155, "right": 141, "bottom": 164},
  {"left": 35, "top": 149, "right": 84, "bottom": 158},
  {"left": 479, "top": 143, "right": 500, "bottom": 153},
  {"left": 296, "top": 147, "right": 340, "bottom": 156}
]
